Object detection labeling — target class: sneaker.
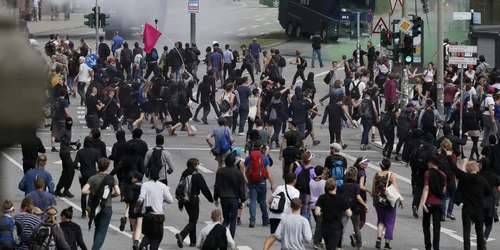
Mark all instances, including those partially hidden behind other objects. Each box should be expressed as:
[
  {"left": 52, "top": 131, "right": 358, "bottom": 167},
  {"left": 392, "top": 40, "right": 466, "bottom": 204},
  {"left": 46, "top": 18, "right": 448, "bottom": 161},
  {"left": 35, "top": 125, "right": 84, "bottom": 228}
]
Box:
[
  {"left": 81, "top": 212, "right": 86, "bottom": 218},
  {"left": 189, "top": 243, "right": 196, "bottom": 247},
  {"left": 51, "top": 147, "right": 59, "bottom": 153},
  {"left": 175, "top": 233, "right": 184, "bottom": 248},
  {"left": 313, "top": 140, "right": 321, "bottom": 146},
  {"left": 441, "top": 216, "right": 446, "bottom": 222},
  {"left": 249, "top": 223, "right": 255, "bottom": 228},
  {"left": 343, "top": 144, "right": 348, "bottom": 149},
  {"left": 119, "top": 217, "right": 127, "bottom": 231},
  {"left": 375, "top": 238, "right": 381, "bottom": 249},
  {"left": 384, "top": 244, "right": 392, "bottom": 250},
  {"left": 54, "top": 190, "right": 64, "bottom": 197},
  {"left": 395, "top": 155, "right": 401, "bottom": 161},
  {"left": 192, "top": 118, "right": 200, "bottom": 122},
  {"left": 412, "top": 205, "right": 419, "bottom": 218},
  {"left": 312, "top": 244, "right": 321, "bottom": 250},
  {"left": 263, "top": 221, "right": 268, "bottom": 226},
  {"left": 350, "top": 234, "right": 356, "bottom": 247},
  {"left": 238, "top": 132, "right": 246, "bottom": 136},
  {"left": 447, "top": 213, "right": 456, "bottom": 220},
  {"left": 133, "top": 240, "right": 139, "bottom": 250},
  {"left": 357, "top": 241, "right": 366, "bottom": 250},
  {"left": 237, "top": 218, "right": 242, "bottom": 225},
  {"left": 63, "top": 191, "right": 74, "bottom": 198}
]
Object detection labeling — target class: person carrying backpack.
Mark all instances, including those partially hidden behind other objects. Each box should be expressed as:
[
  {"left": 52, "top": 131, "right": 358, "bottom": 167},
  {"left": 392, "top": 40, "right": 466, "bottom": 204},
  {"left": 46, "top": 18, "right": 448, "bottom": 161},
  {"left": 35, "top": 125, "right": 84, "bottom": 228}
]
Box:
[
  {"left": 293, "top": 151, "right": 316, "bottom": 223},
  {"left": 81, "top": 158, "right": 120, "bottom": 249},
  {"left": 59, "top": 207, "right": 87, "bottom": 250},
  {"left": 244, "top": 140, "right": 275, "bottom": 228},
  {"left": 418, "top": 99, "right": 444, "bottom": 139},
  {"left": 29, "top": 206, "right": 70, "bottom": 250},
  {"left": 0, "top": 200, "right": 21, "bottom": 250},
  {"left": 339, "top": 167, "right": 369, "bottom": 249},
  {"left": 290, "top": 50, "right": 307, "bottom": 86},
  {"left": 197, "top": 209, "right": 235, "bottom": 250},
  {"left": 353, "top": 91, "right": 378, "bottom": 150},
  {"left": 144, "top": 135, "right": 174, "bottom": 186},
  {"left": 175, "top": 158, "right": 214, "bottom": 248},
  {"left": 206, "top": 117, "right": 234, "bottom": 169}
]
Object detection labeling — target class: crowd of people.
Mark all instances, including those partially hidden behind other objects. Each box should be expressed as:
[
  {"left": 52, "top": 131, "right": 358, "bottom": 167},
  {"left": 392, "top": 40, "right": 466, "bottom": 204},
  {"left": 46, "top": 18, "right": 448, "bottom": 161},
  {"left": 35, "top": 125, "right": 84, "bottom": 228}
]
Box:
[{"left": 2, "top": 31, "right": 499, "bottom": 250}]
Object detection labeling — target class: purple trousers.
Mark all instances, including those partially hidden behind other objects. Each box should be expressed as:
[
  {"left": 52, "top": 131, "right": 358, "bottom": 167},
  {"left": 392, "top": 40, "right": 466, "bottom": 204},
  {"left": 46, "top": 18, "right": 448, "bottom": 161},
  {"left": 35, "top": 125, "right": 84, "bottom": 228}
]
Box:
[{"left": 375, "top": 206, "right": 397, "bottom": 240}]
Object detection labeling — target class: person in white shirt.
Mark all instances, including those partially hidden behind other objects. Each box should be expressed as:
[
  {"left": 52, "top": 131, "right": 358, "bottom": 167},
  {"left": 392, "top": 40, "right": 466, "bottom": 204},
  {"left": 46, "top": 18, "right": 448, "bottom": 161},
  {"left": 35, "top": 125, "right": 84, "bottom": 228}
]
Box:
[
  {"left": 134, "top": 167, "right": 173, "bottom": 250},
  {"left": 263, "top": 172, "right": 300, "bottom": 249},
  {"left": 309, "top": 166, "right": 326, "bottom": 249},
  {"left": 74, "top": 56, "right": 93, "bottom": 106},
  {"left": 197, "top": 209, "right": 235, "bottom": 250},
  {"left": 272, "top": 198, "right": 313, "bottom": 250}
]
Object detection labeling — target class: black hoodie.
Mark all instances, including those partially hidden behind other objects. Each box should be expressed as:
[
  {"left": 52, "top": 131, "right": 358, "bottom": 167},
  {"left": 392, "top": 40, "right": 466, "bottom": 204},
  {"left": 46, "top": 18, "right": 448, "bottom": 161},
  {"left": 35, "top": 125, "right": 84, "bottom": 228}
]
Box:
[
  {"left": 435, "top": 124, "right": 467, "bottom": 156},
  {"left": 110, "top": 144, "right": 145, "bottom": 182},
  {"left": 73, "top": 137, "right": 99, "bottom": 178},
  {"left": 109, "top": 131, "right": 127, "bottom": 167},
  {"left": 59, "top": 221, "right": 87, "bottom": 250},
  {"left": 90, "top": 137, "right": 107, "bottom": 159},
  {"left": 55, "top": 117, "right": 73, "bottom": 153}
]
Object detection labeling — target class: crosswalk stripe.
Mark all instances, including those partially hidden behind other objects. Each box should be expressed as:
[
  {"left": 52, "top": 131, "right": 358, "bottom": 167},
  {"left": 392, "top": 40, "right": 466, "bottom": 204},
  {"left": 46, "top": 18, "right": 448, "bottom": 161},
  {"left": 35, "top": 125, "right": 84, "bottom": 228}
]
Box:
[{"left": 163, "top": 226, "right": 190, "bottom": 244}]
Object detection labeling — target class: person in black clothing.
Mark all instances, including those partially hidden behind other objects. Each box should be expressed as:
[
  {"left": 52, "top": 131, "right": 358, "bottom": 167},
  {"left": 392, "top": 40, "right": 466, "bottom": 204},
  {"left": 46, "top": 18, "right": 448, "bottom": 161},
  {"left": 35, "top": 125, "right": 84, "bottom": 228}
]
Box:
[
  {"left": 98, "top": 36, "right": 110, "bottom": 62},
  {"left": 21, "top": 129, "right": 46, "bottom": 174},
  {"left": 125, "top": 128, "right": 149, "bottom": 159},
  {"left": 184, "top": 43, "right": 199, "bottom": 82},
  {"left": 403, "top": 128, "right": 424, "bottom": 194},
  {"left": 73, "top": 137, "right": 99, "bottom": 217},
  {"left": 101, "top": 88, "right": 120, "bottom": 132},
  {"left": 90, "top": 129, "right": 107, "bottom": 159},
  {"left": 144, "top": 47, "right": 159, "bottom": 80},
  {"left": 366, "top": 41, "right": 376, "bottom": 80},
  {"left": 193, "top": 75, "right": 213, "bottom": 124},
  {"left": 54, "top": 117, "right": 77, "bottom": 198},
  {"left": 323, "top": 143, "right": 348, "bottom": 177},
  {"left": 176, "top": 158, "right": 214, "bottom": 248},
  {"left": 120, "top": 42, "right": 134, "bottom": 79},
  {"left": 267, "top": 91, "right": 288, "bottom": 148},
  {"left": 213, "top": 153, "right": 246, "bottom": 238},
  {"left": 239, "top": 45, "right": 256, "bottom": 83},
  {"left": 310, "top": 32, "right": 323, "bottom": 68},
  {"left": 85, "top": 87, "right": 104, "bottom": 132},
  {"left": 290, "top": 50, "right": 306, "bottom": 86},
  {"left": 169, "top": 42, "right": 185, "bottom": 82},
  {"left": 321, "top": 96, "right": 348, "bottom": 145},
  {"left": 59, "top": 206, "right": 88, "bottom": 250},
  {"left": 382, "top": 103, "right": 398, "bottom": 159},
  {"left": 436, "top": 124, "right": 468, "bottom": 159},
  {"left": 445, "top": 154, "right": 492, "bottom": 250},
  {"left": 167, "top": 81, "right": 196, "bottom": 137},
  {"left": 478, "top": 157, "right": 500, "bottom": 245},
  {"left": 394, "top": 105, "right": 416, "bottom": 161},
  {"left": 302, "top": 72, "right": 317, "bottom": 100},
  {"left": 288, "top": 92, "right": 317, "bottom": 135}
]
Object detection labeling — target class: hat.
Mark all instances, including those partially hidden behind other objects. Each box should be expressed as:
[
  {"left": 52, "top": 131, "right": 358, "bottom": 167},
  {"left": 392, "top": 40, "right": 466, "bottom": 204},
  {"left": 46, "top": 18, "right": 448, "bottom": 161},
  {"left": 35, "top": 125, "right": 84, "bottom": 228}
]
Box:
[
  {"left": 426, "top": 99, "right": 434, "bottom": 106},
  {"left": 33, "top": 207, "right": 43, "bottom": 215},
  {"left": 488, "top": 86, "right": 495, "bottom": 94},
  {"left": 359, "top": 156, "right": 371, "bottom": 165},
  {"left": 427, "top": 155, "right": 440, "bottom": 165},
  {"left": 232, "top": 147, "right": 243, "bottom": 156},
  {"left": 406, "top": 103, "right": 415, "bottom": 108},
  {"left": 107, "top": 57, "right": 115, "bottom": 64},
  {"left": 330, "top": 143, "right": 342, "bottom": 152}
]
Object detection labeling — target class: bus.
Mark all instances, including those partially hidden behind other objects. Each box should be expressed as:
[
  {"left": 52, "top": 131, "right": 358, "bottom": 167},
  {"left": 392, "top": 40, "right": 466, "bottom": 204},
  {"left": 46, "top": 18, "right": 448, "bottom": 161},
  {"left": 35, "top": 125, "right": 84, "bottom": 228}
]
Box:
[
  {"left": 99, "top": 0, "right": 167, "bottom": 38},
  {"left": 278, "top": 0, "right": 375, "bottom": 42}
]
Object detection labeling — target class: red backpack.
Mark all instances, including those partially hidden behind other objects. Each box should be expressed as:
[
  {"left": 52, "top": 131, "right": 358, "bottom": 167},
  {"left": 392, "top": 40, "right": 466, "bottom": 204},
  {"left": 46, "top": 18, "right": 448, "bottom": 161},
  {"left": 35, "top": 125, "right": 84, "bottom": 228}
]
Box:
[{"left": 246, "top": 150, "right": 268, "bottom": 183}]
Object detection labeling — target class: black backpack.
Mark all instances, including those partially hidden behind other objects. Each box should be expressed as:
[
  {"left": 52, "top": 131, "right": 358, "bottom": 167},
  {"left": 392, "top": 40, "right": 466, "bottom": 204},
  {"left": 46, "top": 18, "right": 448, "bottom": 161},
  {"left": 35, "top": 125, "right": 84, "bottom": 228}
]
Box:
[
  {"left": 80, "top": 44, "right": 89, "bottom": 57},
  {"left": 44, "top": 41, "right": 55, "bottom": 57},
  {"left": 342, "top": 183, "right": 360, "bottom": 214},
  {"left": 417, "top": 144, "right": 437, "bottom": 164},
  {"left": 422, "top": 109, "right": 436, "bottom": 128},
  {"left": 269, "top": 185, "right": 291, "bottom": 213},
  {"left": 146, "top": 148, "right": 163, "bottom": 178},
  {"left": 50, "top": 98, "right": 61, "bottom": 120},
  {"left": 410, "top": 142, "right": 424, "bottom": 162},
  {"left": 299, "top": 57, "right": 307, "bottom": 68},
  {"left": 348, "top": 59, "right": 358, "bottom": 73},
  {"left": 438, "top": 154, "right": 454, "bottom": 181},
  {"left": 279, "top": 55, "right": 286, "bottom": 67},
  {"left": 169, "top": 91, "right": 180, "bottom": 108},
  {"left": 30, "top": 223, "right": 56, "bottom": 250},
  {"left": 351, "top": 81, "right": 361, "bottom": 100},
  {"left": 202, "top": 224, "right": 228, "bottom": 250},
  {"left": 360, "top": 99, "right": 373, "bottom": 119},
  {"left": 175, "top": 172, "right": 198, "bottom": 205},
  {"left": 380, "top": 112, "right": 392, "bottom": 128},
  {"left": 295, "top": 167, "right": 313, "bottom": 194},
  {"left": 219, "top": 94, "right": 231, "bottom": 113}
]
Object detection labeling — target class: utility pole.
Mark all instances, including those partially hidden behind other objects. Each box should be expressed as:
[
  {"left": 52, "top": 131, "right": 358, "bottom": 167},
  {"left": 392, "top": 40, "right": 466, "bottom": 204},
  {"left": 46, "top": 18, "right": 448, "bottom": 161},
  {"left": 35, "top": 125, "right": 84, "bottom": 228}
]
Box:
[
  {"left": 400, "top": 0, "right": 410, "bottom": 109},
  {"left": 356, "top": 12, "right": 360, "bottom": 67},
  {"left": 190, "top": 13, "right": 196, "bottom": 45},
  {"left": 436, "top": 0, "right": 444, "bottom": 114},
  {"left": 95, "top": 0, "right": 99, "bottom": 53}
]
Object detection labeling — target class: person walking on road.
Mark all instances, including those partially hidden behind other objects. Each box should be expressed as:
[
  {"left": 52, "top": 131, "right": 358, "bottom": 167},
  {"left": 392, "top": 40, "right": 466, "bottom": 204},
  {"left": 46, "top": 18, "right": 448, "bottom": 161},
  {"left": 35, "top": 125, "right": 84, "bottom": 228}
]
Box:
[
  {"left": 21, "top": 130, "right": 46, "bottom": 174},
  {"left": 26, "top": 178, "right": 57, "bottom": 217},
  {"left": 54, "top": 117, "right": 78, "bottom": 198},
  {"left": 134, "top": 167, "right": 173, "bottom": 250},
  {"left": 144, "top": 135, "right": 175, "bottom": 186},
  {"left": 272, "top": 198, "right": 313, "bottom": 250},
  {"left": 196, "top": 209, "right": 236, "bottom": 250},
  {"left": 175, "top": 158, "right": 214, "bottom": 248},
  {"left": 213, "top": 153, "right": 247, "bottom": 238},
  {"left": 206, "top": 117, "right": 234, "bottom": 169},
  {"left": 290, "top": 50, "right": 307, "bottom": 86},
  {"left": 19, "top": 155, "right": 54, "bottom": 196},
  {"left": 73, "top": 137, "right": 100, "bottom": 218},
  {"left": 310, "top": 32, "right": 324, "bottom": 68}
]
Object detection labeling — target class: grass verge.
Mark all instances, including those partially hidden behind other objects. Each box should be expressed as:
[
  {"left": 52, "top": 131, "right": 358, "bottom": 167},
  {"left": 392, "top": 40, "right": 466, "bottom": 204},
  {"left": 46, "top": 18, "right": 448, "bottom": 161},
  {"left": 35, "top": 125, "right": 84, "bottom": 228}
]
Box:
[{"left": 234, "top": 30, "right": 287, "bottom": 48}]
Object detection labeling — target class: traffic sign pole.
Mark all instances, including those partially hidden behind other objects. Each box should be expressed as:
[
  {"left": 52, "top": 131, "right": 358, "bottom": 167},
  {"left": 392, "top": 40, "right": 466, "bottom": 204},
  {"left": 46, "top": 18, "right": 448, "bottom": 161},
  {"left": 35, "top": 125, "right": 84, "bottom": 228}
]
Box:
[{"left": 188, "top": 0, "right": 200, "bottom": 45}]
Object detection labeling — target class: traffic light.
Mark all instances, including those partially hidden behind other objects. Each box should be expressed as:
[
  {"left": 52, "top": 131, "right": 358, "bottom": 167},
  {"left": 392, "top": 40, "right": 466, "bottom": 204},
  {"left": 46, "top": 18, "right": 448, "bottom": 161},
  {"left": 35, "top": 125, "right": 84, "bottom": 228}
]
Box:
[
  {"left": 84, "top": 13, "right": 95, "bottom": 28},
  {"left": 380, "top": 29, "right": 392, "bottom": 47},
  {"left": 412, "top": 16, "right": 423, "bottom": 38},
  {"left": 99, "top": 13, "right": 110, "bottom": 28},
  {"left": 402, "top": 35, "right": 414, "bottom": 65},
  {"left": 92, "top": 6, "right": 100, "bottom": 14}
]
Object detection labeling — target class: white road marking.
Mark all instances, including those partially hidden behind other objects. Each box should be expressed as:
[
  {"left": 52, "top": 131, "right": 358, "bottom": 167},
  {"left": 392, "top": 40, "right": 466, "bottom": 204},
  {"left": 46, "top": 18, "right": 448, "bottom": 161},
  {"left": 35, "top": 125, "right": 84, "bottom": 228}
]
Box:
[
  {"left": 190, "top": 125, "right": 197, "bottom": 132},
  {"left": 77, "top": 107, "right": 86, "bottom": 109},
  {"left": 237, "top": 33, "right": 248, "bottom": 37},
  {"left": 77, "top": 111, "right": 85, "bottom": 114},
  {"left": 77, "top": 115, "right": 85, "bottom": 119},
  {"left": 275, "top": 20, "right": 279, "bottom": 22},
  {"left": 238, "top": 27, "right": 247, "bottom": 31},
  {"left": 198, "top": 163, "right": 214, "bottom": 174},
  {"left": 263, "top": 22, "right": 271, "bottom": 25},
  {"left": 54, "top": 160, "right": 62, "bottom": 164},
  {"left": 0, "top": 151, "right": 159, "bottom": 248},
  {"left": 260, "top": 32, "right": 269, "bottom": 35},
  {"left": 325, "top": 45, "right": 332, "bottom": 48},
  {"left": 265, "top": 12, "right": 272, "bottom": 15},
  {"left": 256, "top": 18, "right": 265, "bottom": 21},
  {"left": 254, "top": 15, "right": 261, "bottom": 17},
  {"left": 163, "top": 226, "right": 190, "bottom": 244},
  {"left": 251, "top": 25, "right": 260, "bottom": 28},
  {"left": 223, "top": 31, "right": 232, "bottom": 34}
]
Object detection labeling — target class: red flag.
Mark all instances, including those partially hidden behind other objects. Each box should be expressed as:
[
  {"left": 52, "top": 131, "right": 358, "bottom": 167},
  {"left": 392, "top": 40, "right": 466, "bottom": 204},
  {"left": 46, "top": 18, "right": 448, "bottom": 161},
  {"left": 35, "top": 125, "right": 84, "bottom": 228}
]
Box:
[{"left": 143, "top": 23, "right": 162, "bottom": 54}]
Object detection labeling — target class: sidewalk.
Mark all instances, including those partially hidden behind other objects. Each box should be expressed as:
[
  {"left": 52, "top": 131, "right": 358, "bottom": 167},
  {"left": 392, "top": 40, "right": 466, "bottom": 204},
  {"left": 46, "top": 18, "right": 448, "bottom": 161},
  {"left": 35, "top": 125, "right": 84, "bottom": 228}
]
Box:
[{"left": 27, "top": 13, "right": 85, "bottom": 35}]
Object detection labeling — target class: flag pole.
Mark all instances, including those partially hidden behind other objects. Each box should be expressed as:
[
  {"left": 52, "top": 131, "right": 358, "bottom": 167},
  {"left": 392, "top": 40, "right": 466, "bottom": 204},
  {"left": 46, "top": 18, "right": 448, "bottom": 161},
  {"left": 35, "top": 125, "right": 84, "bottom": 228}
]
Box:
[{"left": 145, "top": 21, "right": 185, "bottom": 68}]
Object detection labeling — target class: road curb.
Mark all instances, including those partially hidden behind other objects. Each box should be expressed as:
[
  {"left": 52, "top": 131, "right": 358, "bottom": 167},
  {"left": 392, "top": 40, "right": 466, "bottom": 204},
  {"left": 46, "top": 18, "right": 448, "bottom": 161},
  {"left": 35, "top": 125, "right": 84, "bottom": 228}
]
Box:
[
  {"left": 29, "top": 25, "right": 87, "bottom": 38},
  {"left": 261, "top": 39, "right": 293, "bottom": 49}
]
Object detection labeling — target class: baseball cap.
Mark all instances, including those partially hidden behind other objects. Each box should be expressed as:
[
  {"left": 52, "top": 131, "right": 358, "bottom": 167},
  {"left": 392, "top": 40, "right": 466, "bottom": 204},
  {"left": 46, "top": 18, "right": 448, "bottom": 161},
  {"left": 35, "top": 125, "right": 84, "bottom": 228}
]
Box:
[
  {"left": 330, "top": 143, "right": 342, "bottom": 152},
  {"left": 488, "top": 86, "right": 495, "bottom": 94},
  {"left": 359, "top": 156, "right": 371, "bottom": 165},
  {"left": 427, "top": 155, "right": 440, "bottom": 165},
  {"left": 232, "top": 147, "right": 243, "bottom": 156},
  {"left": 406, "top": 103, "right": 415, "bottom": 108}
]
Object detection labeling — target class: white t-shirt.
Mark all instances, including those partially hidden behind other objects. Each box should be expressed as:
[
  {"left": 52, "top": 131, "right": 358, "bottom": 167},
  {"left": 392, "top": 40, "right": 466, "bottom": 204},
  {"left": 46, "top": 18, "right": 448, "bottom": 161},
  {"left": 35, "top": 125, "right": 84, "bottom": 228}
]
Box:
[
  {"left": 78, "top": 63, "right": 92, "bottom": 83},
  {"left": 349, "top": 80, "right": 366, "bottom": 101},
  {"left": 423, "top": 69, "right": 435, "bottom": 83},
  {"left": 269, "top": 184, "right": 300, "bottom": 220},
  {"left": 483, "top": 95, "right": 495, "bottom": 116}
]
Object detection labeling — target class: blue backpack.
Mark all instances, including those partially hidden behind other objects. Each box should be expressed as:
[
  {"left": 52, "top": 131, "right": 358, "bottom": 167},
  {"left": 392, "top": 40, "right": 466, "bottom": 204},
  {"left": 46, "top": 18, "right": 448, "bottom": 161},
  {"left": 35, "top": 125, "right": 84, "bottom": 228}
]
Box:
[
  {"left": 0, "top": 216, "right": 16, "bottom": 247},
  {"left": 139, "top": 56, "right": 147, "bottom": 69},
  {"left": 219, "top": 128, "right": 231, "bottom": 154},
  {"left": 138, "top": 87, "right": 148, "bottom": 105},
  {"left": 152, "top": 50, "right": 159, "bottom": 61},
  {"left": 331, "top": 156, "right": 345, "bottom": 187}
]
